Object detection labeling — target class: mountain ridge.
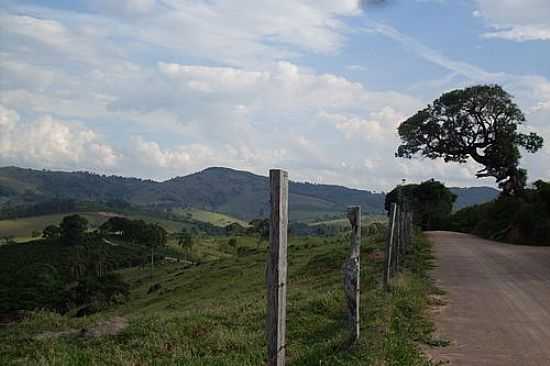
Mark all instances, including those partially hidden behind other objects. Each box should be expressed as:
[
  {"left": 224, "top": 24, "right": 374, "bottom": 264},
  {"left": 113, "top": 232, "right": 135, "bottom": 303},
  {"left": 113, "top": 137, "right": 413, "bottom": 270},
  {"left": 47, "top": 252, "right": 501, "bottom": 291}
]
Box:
[{"left": 0, "top": 166, "right": 499, "bottom": 221}]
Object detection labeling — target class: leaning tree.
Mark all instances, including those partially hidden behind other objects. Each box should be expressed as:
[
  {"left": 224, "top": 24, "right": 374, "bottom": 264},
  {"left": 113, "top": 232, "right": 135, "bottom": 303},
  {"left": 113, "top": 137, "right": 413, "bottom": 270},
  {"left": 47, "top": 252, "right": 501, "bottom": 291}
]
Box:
[{"left": 396, "top": 85, "right": 544, "bottom": 195}]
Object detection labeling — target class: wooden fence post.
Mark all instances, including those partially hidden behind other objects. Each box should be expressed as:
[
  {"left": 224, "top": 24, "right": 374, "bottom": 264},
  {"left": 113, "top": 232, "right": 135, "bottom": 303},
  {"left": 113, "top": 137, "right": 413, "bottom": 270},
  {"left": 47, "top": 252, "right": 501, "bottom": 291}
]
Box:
[
  {"left": 344, "top": 206, "right": 361, "bottom": 341},
  {"left": 393, "top": 205, "right": 400, "bottom": 273},
  {"left": 267, "top": 169, "right": 288, "bottom": 366},
  {"left": 384, "top": 203, "right": 397, "bottom": 290}
]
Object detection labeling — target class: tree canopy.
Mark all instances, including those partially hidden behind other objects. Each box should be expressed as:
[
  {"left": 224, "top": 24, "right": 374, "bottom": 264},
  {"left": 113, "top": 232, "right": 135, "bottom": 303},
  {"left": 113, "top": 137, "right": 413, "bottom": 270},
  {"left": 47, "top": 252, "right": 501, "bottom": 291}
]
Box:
[
  {"left": 385, "top": 179, "right": 456, "bottom": 230},
  {"left": 396, "top": 85, "right": 543, "bottom": 195},
  {"left": 60, "top": 214, "right": 88, "bottom": 245}
]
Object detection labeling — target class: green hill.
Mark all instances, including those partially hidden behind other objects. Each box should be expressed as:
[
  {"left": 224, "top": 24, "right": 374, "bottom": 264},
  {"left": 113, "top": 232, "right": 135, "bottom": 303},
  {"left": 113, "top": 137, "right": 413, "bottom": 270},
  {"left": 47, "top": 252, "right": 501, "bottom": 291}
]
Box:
[
  {"left": 0, "top": 212, "right": 191, "bottom": 242},
  {"left": 0, "top": 166, "right": 499, "bottom": 221},
  {"left": 0, "top": 231, "right": 438, "bottom": 365}
]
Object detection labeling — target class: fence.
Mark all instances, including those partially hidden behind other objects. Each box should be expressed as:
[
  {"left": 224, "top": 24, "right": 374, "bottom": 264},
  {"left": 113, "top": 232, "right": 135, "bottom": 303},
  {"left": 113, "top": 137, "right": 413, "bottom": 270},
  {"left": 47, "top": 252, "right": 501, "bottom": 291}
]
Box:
[
  {"left": 266, "top": 169, "right": 413, "bottom": 365},
  {"left": 383, "top": 202, "right": 414, "bottom": 290}
]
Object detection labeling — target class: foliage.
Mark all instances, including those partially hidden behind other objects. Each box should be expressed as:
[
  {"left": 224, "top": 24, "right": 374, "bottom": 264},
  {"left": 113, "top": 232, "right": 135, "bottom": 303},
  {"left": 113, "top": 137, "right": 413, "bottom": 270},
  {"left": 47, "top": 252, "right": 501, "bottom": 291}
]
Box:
[
  {"left": 42, "top": 224, "right": 61, "bottom": 240},
  {"left": 224, "top": 222, "right": 246, "bottom": 235},
  {"left": 227, "top": 238, "right": 237, "bottom": 248},
  {"left": 176, "top": 228, "right": 194, "bottom": 259},
  {"left": 68, "top": 273, "right": 129, "bottom": 311},
  {"left": 247, "top": 218, "right": 269, "bottom": 240},
  {"left": 0, "top": 235, "right": 16, "bottom": 246},
  {"left": 60, "top": 215, "right": 88, "bottom": 245},
  {"left": 386, "top": 179, "right": 456, "bottom": 230},
  {"left": 0, "top": 231, "right": 439, "bottom": 365},
  {"left": 100, "top": 217, "right": 167, "bottom": 247},
  {"left": 0, "top": 239, "right": 140, "bottom": 313},
  {"left": 450, "top": 181, "right": 550, "bottom": 245},
  {"left": 397, "top": 85, "right": 544, "bottom": 195},
  {"left": 0, "top": 166, "right": 389, "bottom": 222}
]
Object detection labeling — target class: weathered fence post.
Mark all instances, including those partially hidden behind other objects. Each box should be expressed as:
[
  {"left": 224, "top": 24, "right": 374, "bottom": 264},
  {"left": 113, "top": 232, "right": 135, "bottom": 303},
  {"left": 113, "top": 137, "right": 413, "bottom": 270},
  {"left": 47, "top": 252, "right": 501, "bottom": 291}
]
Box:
[
  {"left": 393, "top": 205, "right": 400, "bottom": 273},
  {"left": 384, "top": 203, "right": 398, "bottom": 290},
  {"left": 344, "top": 206, "right": 361, "bottom": 341},
  {"left": 267, "top": 169, "right": 288, "bottom": 366}
]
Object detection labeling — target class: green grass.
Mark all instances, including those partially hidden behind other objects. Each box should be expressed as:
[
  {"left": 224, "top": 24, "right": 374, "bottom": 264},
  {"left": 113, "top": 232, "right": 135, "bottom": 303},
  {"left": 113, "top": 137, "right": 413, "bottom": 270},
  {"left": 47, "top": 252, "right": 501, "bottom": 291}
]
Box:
[
  {"left": 0, "top": 212, "right": 192, "bottom": 242},
  {"left": 0, "top": 209, "right": 248, "bottom": 243},
  {"left": 0, "top": 233, "right": 440, "bottom": 365},
  {"left": 308, "top": 214, "right": 388, "bottom": 227},
  {"left": 170, "top": 208, "right": 249, "bottom": 227},
  {"left": 0, "top": 212, "right": 115, "bottom": 241}
]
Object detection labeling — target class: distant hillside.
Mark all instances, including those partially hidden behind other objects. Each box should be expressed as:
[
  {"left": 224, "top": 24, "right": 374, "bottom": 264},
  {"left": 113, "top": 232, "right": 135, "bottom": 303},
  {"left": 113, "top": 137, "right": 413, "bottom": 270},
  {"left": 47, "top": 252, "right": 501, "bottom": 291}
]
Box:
[
  {"left": 450, "top": 187, "right": 499, "bottom": 210},
  {"left": 0, "top": 166, "right": 499, "bottom": 221}
]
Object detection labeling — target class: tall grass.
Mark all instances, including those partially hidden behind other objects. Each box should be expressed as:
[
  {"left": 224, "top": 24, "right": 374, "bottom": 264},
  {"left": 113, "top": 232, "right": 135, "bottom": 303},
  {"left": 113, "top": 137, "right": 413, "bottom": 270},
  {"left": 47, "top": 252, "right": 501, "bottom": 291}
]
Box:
[{"left": 0, "top": 233, "right": 440, "bottom": 365}]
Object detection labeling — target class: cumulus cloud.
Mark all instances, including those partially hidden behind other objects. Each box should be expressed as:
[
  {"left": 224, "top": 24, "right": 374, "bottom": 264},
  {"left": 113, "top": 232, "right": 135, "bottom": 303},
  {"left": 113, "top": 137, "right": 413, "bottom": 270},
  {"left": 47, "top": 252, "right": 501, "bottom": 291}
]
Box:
[
  {"left": 0, "top": 105, "right": 119, "bottom": 170},
  {"left": 0, "top": 1, "right": 548, "bottom": 190}
]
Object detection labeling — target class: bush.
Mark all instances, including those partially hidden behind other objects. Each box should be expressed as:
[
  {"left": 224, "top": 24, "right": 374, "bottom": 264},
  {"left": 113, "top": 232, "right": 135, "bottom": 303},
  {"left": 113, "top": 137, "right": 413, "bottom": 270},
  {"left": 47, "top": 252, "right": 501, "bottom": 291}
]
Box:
[{"left": 450, "top": 182, "right": 550, "bottom": 245}]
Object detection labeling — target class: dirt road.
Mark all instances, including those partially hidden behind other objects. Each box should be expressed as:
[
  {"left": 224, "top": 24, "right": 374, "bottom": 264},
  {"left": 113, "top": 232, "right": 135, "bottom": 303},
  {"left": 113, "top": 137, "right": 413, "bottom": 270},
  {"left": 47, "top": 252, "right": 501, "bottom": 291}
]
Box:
[{"left": 426, "top": 231, "right": 550, "bottom": 366}]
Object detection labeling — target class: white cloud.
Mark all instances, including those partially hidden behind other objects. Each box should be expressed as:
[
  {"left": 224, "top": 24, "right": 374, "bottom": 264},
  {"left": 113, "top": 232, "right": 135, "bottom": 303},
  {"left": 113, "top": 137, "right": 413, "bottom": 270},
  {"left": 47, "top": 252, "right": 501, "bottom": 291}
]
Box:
[
  {"left": 474, "top": 0, "right": 550, "bottom": 42},
  {"left": 0, "top": 2, "right": 548, "bottom": 190},
  {"left": 0, "top": 105, "right": 119, "bottom": 170}
]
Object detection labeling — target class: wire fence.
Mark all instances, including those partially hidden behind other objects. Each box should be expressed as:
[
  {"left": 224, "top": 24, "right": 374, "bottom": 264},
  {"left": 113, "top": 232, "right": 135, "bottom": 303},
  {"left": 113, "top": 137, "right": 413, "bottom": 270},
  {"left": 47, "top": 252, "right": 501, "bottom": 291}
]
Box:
[{"left": 383, "top": 202, "right": 414, "bottom": 290}]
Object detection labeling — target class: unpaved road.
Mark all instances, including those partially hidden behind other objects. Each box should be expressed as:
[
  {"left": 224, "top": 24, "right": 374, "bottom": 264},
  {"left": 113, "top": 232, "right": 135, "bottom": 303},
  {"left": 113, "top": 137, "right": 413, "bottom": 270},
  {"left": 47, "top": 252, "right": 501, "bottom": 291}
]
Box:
[{"left": 426, "top": 231, "right": 550, "bottom": 366}]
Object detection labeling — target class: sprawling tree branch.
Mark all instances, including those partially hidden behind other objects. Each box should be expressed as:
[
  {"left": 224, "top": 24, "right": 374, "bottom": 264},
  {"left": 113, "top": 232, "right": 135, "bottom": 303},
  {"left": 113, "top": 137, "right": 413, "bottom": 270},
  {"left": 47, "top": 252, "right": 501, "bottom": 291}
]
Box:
[{"left": 396, "top": 84, "right": 544, "bottom": 195}]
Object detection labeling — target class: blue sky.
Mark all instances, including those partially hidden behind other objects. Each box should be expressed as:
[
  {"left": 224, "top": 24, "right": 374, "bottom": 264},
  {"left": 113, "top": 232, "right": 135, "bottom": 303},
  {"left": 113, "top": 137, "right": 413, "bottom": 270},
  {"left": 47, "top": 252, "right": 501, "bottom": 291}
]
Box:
[{"left": 1, "top": 0, "right": 549, "bottom": 191}]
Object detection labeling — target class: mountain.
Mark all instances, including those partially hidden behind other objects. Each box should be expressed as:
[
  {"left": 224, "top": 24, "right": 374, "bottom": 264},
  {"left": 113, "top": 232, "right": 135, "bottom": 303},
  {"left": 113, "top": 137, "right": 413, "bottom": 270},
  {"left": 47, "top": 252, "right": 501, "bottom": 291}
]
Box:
[
  {"left": 0, "top": 166, "right": 499, "bottom": 221},
  {"left": 0, "top": 166, "right": 385, "bottom": 220},
  {"left": 450, "top": 187, "right": 499, "bottom": 210}
]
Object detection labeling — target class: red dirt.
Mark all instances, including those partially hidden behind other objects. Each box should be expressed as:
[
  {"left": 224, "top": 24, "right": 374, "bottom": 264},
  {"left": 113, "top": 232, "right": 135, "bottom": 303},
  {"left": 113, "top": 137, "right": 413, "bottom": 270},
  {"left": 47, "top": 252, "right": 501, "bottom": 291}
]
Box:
[{"left": 426, "top": 231, "right": 550, "bottom": 366}]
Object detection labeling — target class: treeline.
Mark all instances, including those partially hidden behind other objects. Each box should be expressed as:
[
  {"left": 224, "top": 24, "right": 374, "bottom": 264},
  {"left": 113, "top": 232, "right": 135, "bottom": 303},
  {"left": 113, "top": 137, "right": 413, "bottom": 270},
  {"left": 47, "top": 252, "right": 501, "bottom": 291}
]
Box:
[
  {"left": 0, "top": 239, "right": 139, "bottom": 314},
  {"left": 385, "top": 179, "right": 456, "bottom": 231},
  {"left": 450, "top": 180, "right": 550, "bottom": 245},
  {"left": 0, "top": 198, "right": 130, "bottom": 219},
  {"left": 0, "top": 215, "right": 172, "bottom": 315},
  {"left": 385, "top": 178, "right": 550, "bottom": 245}
]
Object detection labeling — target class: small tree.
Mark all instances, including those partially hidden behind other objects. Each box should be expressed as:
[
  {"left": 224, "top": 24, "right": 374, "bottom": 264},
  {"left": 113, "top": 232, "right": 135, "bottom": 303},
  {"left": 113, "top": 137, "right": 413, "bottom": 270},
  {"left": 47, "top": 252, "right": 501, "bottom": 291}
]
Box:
[
  {"left": 0, "top": 235, "right": 16, "bottom": 246},
  {"left": 60, "top": 215, "right": 88, "bottom": 245},
  {"left": 228, "top": 237, "right": 238, "bottom": 248},
  {"left": 177, "top": 229, "right": 194, "bottom": 259},
  {"left": 385, "top": 179, "right": 456, "bottom": 230},
  {"left": 42, "top": 225, "right": 61, "bottom": 241},
  {"left": 396, "top": 85, "right": 543, "bottom": 196},
  {"left": 248, "top": 218, "right": 269, "bottom": 248},
  {"left": 145, "top": 223, "right": 167, "bottom": 279}
]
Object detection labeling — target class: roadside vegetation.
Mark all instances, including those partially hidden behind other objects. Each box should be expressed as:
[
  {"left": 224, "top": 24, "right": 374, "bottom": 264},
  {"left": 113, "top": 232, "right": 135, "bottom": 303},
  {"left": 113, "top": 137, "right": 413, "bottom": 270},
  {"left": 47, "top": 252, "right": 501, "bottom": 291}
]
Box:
[
  {"left": 450, "top": 180, "right": 550, "bottom": 245},
  {"left": 0, "top": 216, "right": 440, "bottom": 365},
  {"left": 395, "top": 84, "right": 547, "bottom": 245},
  {"left": 385, "top": 179, "right": 456, "bottom": 231}
]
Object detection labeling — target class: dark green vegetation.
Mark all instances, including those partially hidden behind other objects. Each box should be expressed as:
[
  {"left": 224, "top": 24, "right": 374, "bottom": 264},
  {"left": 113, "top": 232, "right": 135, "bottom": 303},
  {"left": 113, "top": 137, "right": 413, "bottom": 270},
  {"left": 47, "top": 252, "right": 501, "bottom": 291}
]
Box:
[
  {"left": 449, "top": 186, "right": 498, "bottom": 210},
  {"left": 397, "top": 84, "right": 544, "bottom": 195},
  {"left": 0, "top": 209, "right": 246, "bottom": 242},
  {"left": 450, "top": 180, "right": 550, "bottom": 245},
  {"left": 0, "top": 166, "right": 498, "bottom": 222},
  {"left": 386, "top": 180, "right": 456, "bottom": 230},
  {"left": 0, "top": 215, "right": 182, "bottom": 315},
  {"left": 0, "top": 226, "right": 441, "bottom": 365}
]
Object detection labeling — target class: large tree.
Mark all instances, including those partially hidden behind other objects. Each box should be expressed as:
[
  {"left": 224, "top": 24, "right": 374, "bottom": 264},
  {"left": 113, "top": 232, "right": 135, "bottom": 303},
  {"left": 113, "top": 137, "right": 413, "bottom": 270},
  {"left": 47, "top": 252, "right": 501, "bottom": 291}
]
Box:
[
  {"left": 385, "top": 179, "right": 456, "bottom": 230},
  {"left": 60, "top": 214, "right": 88, "bottom": 245},
  {"left": 396, "top": 85, "right": 543, "bottom": 195}
]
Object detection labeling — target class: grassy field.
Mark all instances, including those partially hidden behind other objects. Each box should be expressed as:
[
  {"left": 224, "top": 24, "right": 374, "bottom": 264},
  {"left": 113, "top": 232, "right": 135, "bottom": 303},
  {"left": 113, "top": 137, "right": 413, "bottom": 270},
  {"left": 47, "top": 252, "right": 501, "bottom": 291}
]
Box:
[
  {"left": 308, "top": 214, "right": 388, "bottom": 227},
  {"left": 0, "top": 209, "right": 247, "bottom": 242},
  {"left": 170, "top": 207, "right": 249, "bottom": 227},
  {"left": 0, "top": 212, "right": 117, "bottom": 241},
  {"left": 0, "top": 231, "right": 441, "bottom": 365}
]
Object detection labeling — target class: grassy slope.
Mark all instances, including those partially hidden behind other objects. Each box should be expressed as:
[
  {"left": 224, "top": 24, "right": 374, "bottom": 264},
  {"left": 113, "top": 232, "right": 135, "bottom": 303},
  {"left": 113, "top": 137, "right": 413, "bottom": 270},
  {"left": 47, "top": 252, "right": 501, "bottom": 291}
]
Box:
[
  {"left": 171, "top": 208, "right": 249, "bottom": 227},
  {"left": 0, "top": 209, "right": 246, "bottom": 241},
  {"left": 0, "top": 232, "right": 439, "bottom": 365},
  {"left": 308, "top": 215, "right": 388, "bottom": 227}
]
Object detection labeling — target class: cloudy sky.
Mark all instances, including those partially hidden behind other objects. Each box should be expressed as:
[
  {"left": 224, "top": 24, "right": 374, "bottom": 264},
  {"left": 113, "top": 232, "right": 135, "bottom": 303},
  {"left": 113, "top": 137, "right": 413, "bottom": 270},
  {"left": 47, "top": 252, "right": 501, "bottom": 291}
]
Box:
[{"left": 0, "top": 0, "right": 549, "bottom": 191}]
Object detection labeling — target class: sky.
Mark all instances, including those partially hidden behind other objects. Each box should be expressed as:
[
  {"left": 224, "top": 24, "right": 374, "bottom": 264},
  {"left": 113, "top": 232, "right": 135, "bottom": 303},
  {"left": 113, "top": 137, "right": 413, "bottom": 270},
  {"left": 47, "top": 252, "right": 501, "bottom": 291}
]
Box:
[{"left": 0, "top": 0, "right": 549, "bottom": 191}]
